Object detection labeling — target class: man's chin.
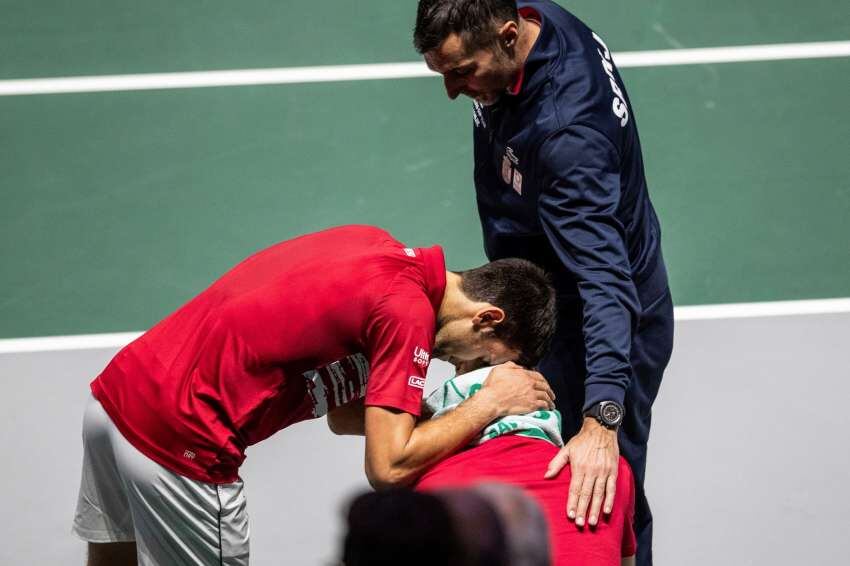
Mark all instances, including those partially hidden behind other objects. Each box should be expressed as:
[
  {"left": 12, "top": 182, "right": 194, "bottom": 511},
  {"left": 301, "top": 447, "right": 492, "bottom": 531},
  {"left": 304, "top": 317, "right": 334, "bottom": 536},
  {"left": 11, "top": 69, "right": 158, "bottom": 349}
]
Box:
[
  {"left": 464, "top": 91, "right": 501, "bottom": 106},
  {"left": 475, "top": 93, "right": 501, "bottom": 106}
]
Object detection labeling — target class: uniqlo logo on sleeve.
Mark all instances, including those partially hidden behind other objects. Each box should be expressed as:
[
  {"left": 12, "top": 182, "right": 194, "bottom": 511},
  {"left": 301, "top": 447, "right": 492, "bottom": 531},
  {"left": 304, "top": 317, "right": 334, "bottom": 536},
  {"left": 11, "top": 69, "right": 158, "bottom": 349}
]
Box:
[
  {"left": 408, "top": 376, "right": 426, "bottom": 389},
  {"left": 412, "top": 346, "right": 430, "bottom": 368}
]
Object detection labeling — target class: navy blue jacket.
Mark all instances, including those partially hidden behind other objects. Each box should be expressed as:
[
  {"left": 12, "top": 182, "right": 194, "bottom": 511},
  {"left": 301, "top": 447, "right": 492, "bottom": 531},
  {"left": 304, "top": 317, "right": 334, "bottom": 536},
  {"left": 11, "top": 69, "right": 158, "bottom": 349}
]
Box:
[{"left": 473, "top": 0, "right": 666, "bottom": 408}]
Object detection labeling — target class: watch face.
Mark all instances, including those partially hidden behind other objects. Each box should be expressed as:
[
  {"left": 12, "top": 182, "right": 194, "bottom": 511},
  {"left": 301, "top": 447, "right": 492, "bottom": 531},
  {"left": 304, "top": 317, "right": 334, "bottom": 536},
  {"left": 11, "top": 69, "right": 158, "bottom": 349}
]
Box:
[{"left": 600, "top": 402, "right": 623, "bottom": 425}]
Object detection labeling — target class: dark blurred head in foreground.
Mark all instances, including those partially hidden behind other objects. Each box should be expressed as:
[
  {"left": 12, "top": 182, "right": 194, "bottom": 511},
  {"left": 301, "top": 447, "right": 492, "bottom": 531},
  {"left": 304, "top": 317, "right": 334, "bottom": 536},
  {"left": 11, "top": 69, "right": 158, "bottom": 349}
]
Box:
[{"left": 341, "top": 483, "right": 550, "bottom": 566}]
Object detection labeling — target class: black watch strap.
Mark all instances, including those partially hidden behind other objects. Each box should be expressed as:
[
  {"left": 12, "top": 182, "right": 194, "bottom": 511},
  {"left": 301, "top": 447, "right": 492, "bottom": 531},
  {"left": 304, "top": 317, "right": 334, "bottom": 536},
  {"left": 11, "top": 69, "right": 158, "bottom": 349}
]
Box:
[{"left": 584, "top": 401, "right": 625, "bottom": 430}]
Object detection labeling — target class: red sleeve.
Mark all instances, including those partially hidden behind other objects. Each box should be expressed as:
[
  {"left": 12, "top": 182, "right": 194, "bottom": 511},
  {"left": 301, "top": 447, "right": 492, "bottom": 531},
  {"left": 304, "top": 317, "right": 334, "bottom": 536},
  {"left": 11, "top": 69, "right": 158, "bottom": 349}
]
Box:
[{"left": 363, "top": 282, "right": 435, "bottom": 417}]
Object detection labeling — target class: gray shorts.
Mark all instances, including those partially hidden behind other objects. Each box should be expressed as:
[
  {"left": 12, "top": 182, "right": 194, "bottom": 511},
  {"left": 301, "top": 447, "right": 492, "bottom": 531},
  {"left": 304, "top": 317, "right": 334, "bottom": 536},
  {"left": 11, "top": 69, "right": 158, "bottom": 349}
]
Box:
[{"left": 72, "top": 395, "right": 250, "bottom": 565}]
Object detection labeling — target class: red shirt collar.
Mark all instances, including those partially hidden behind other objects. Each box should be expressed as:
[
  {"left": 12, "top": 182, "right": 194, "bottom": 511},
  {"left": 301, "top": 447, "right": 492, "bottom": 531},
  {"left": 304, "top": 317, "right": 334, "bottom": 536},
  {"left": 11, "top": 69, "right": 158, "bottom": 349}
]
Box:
[
  {"left": 508, "top": 66, "right": 526, "bottom": 96},
  {"left": 507, "top": 7, "right": 541, "bottom": 96},
  {"left": 416, "top": 245, "right": 447, "bottom": 314}
]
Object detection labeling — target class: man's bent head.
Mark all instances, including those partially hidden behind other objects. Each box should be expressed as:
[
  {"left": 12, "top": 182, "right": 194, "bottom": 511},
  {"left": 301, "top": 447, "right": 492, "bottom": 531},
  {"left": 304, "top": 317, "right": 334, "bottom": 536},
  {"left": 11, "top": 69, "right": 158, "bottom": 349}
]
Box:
[
  {"left": 415, "top": 0, "right": 525, "bottom": 105},
  {"left": 435, "top": 257, "right": 556, "bottom": 368}
]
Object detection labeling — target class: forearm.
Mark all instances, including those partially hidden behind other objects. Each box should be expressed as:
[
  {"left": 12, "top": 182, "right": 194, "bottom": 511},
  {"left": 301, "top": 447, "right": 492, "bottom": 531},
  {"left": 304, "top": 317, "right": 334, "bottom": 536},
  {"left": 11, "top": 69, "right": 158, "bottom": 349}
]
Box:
[
  {"left": 537, "top": 125, "right": 641, "bottom": 406},
  {"left": 365, "top": 393, "right": 500, "bottom": 489},
  {"left": 365, "top": 363, "right": 555, "bottom": 489},
  {"left": 540, "top": 213, "right": 638, "bottom": 408},
  {"left": 576, "top": 280, "right": 635, "bottom": 408},
  {"left": 397, "top": 395, "right": 500, "bottom": 472}
]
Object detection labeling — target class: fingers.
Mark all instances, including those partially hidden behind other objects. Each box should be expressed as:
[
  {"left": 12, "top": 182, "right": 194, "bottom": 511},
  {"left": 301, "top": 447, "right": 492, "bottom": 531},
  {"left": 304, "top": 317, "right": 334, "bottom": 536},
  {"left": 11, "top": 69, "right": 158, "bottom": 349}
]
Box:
[
  {"left": 507, "top": 368, "right": 556, "bottom": 404},
  {"left": 525, "top": 370, "right": 555, "bottom": 405},
  {"left": 532, "top": 388, "right": 555, "bottom": 411},
  {"left": 574, "top": 471, "right": 617, "bottom": 526},
  {"left": 566, "top": 470, "right": 582, "bottom": 520},
  {"left": 545, "top": 447, "right": 569, "bottom": 479},
  {"left": 557, "top": 426, "right": 620, "bottom": 528},
  {"left": 518, "top": 391, "right": 553, "bottom": 414},
  {"left": 587, "top": 476, "right": 607, "bottom": 526},
  {"left": 603, "top": 473, "right": 617, "bottom": 515},
  {"left": 482, "top": 365, "right": 555, "bottom": 413},
  {"left": 574, "top": 473, "right": 597, "bottom": 527},
  {"left": 534, "top": 381, "right": 555, "bottom": 401}
]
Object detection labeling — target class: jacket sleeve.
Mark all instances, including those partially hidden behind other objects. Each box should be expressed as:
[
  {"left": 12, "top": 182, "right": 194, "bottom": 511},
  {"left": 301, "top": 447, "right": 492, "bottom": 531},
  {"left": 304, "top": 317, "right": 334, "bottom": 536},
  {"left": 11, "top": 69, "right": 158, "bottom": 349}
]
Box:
[{"left": 536, "top": 124, "right": 639, "bottom": 409}]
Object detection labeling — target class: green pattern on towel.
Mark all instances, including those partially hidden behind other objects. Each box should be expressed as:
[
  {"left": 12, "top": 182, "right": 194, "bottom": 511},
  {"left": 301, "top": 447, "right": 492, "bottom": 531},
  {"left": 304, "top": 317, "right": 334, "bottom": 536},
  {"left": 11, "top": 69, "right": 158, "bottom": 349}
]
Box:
[{"left": 425, "top": 367, "right": 564, "bottom": 447}]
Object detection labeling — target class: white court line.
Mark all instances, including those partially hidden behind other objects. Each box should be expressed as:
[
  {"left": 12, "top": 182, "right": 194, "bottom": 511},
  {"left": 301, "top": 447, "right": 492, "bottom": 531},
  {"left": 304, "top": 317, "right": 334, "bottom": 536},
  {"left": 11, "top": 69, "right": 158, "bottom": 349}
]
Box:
[
  {"left": 1, "top": 40, "right": 848, "bottom": 96},
  {"left": 0, "top": 332, "right": 143, "bottom": 354},
  {"left": 1, "top": 298, "right": 848, "bottom": 354},
  {"left": 613, "top": 41, "right": 850, "bottom": 67},
  {"left": 673, "top": 297, "right": 850, "bottom": 321}
]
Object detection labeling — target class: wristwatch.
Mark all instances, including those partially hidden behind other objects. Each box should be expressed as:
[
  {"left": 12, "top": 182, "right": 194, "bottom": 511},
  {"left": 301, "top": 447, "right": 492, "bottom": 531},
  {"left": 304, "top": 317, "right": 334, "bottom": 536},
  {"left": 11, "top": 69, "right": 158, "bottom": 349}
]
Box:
[{"left": 584, "top": 401, "right": 625, "bottom": 430}]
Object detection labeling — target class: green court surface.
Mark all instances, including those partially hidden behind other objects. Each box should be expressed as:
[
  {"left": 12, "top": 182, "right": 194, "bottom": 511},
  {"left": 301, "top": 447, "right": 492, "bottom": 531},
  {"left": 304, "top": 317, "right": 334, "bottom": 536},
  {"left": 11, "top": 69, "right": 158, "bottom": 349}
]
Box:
[
  {"left": 1, "top": 1, "right": 849, "bottom": 338},
  {"left": 2, "top": 1, "right": 848, "bottom": 77}
]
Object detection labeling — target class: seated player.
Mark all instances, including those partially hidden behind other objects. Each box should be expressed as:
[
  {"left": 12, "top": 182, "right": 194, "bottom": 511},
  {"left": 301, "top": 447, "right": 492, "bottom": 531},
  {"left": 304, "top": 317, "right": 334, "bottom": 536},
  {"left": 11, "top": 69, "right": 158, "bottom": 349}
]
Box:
[
  {"left": 415, "top": 366, "right": 637, "bottom": 566},
  {"left": 71, "top": 225, "right": 558, "bottom": 566}
]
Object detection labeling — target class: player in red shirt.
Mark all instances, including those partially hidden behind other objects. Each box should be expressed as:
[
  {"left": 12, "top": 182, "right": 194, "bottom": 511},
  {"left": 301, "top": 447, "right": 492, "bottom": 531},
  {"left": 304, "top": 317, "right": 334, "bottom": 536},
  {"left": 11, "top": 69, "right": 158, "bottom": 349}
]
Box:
[
  {"left": 414, "top": 367, "right": 637, "bottom": 566},
  {"left": 72, "top": 225, "right": 558, "bottom": 566},
  {"left": 417, "top": 438, "right": 636, "bottom": 565}
]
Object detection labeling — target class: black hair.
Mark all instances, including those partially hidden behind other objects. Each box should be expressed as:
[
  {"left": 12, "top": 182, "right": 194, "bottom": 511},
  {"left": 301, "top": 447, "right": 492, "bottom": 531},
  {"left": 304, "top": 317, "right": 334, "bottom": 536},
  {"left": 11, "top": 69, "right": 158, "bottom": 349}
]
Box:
[
  {"left": 413, "top": 0, "right": 519, "bottom": 54},
  {"left": 341, "top": 489, "right": 465, "bottom": 566},
  {"left": 459, "top": 257, "right": 556, "bottom": 367}
]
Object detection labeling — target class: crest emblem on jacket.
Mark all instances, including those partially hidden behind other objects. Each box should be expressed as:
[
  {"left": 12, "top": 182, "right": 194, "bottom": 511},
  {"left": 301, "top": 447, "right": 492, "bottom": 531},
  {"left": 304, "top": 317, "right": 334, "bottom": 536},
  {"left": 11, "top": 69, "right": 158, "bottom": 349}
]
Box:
[{"left": 501, "top": 147, "right": 523, "bottom": 195}]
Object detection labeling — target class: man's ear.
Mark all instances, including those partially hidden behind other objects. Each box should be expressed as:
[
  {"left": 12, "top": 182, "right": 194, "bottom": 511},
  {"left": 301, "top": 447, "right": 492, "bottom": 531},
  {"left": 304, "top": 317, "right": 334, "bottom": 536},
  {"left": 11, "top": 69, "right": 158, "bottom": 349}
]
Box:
[
  {"left": 472, "top": 306, "right": 506, "bottom": 330},
  {"left": 498, "top": 20, "right": 519, "bottom": 50}
]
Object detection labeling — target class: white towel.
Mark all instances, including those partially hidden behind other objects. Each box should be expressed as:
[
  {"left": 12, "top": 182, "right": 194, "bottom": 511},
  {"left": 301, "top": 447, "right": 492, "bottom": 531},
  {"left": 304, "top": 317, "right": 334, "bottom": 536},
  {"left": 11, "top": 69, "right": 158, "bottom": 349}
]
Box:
[{"left": 425, "top": 366, "right": 563, "bottom": 447}]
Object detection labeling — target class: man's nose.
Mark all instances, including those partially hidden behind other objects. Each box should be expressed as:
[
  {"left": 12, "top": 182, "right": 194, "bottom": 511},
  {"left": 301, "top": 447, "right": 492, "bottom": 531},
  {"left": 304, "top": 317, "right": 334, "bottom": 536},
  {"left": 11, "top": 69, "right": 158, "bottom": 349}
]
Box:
[{"left": 443, "top": 76, "right": 461, "bottom": 100}]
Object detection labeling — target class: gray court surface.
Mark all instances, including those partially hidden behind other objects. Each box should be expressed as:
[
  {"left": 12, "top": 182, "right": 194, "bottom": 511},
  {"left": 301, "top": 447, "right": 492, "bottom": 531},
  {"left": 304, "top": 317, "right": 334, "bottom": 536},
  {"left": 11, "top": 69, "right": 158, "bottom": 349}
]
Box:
[{"left": 1, "top": 313, "right": 848, "bottom": 565}]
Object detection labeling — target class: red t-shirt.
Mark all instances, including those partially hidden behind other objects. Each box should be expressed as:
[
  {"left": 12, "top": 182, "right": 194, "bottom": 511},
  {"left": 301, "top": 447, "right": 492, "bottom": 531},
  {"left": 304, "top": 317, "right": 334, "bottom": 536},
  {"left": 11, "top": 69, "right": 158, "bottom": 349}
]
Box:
[
  {"left": 415, "top": 435, "right": 636, "bottom": 565},
  {"left": 92, "top": 225, "right": 446, "bottom": 483}
]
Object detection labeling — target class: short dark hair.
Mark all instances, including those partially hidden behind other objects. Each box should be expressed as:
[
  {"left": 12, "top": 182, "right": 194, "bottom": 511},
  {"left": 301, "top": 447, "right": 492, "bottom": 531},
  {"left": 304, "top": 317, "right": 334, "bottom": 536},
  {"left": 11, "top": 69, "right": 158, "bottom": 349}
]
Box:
[
  {"left": 342, "top": 489, "right": 466, "bottom": 566},
  {"left": 459, "top": 258, "right": 556, "bottom": 367},
  {"left": 413, "top": 0, "right": 519, "bottom": 54}
]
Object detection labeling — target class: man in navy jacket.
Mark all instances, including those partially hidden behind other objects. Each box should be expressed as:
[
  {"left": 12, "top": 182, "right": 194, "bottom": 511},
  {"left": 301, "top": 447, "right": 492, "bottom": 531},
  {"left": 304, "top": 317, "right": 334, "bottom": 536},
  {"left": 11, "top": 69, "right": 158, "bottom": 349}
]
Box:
[{"left": 415, "top": 2, "right": 674, "bottom": 564}]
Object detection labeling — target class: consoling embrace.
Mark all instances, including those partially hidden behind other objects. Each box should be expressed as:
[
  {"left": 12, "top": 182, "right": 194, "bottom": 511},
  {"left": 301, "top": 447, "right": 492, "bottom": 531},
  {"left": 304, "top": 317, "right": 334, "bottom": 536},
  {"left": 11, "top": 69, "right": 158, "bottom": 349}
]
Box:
[
  {"left": 344, "top": 0, "right": 674, "bottom": 562},
  {"left": 71, "top": 1, "right": 673, "bottom": 565}
]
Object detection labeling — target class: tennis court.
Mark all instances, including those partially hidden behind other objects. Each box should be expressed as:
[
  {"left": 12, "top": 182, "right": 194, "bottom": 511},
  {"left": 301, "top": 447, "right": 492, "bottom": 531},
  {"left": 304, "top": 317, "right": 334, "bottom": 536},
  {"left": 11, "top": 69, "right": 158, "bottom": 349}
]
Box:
[{"left": 1, "top": 1, "right": 848, "bottom": 564}]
